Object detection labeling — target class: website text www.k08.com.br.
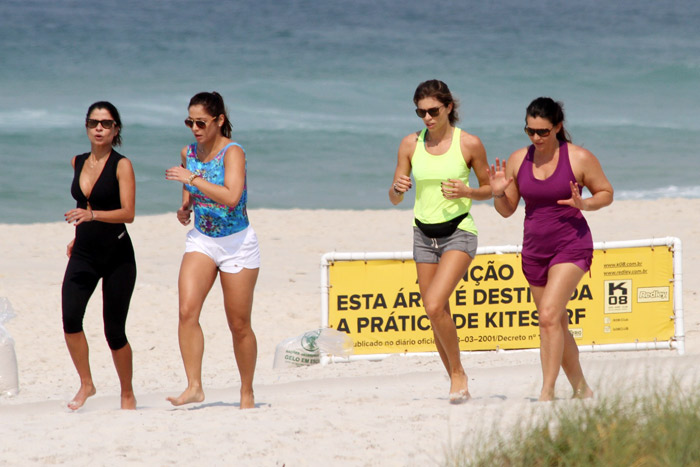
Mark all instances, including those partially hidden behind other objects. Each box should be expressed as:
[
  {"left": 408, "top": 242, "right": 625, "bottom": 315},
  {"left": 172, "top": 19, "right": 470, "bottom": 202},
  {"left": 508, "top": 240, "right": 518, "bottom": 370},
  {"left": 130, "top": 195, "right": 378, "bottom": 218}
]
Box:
[{"left": 603, "top": 261, "right": 643, "bottom": 269}]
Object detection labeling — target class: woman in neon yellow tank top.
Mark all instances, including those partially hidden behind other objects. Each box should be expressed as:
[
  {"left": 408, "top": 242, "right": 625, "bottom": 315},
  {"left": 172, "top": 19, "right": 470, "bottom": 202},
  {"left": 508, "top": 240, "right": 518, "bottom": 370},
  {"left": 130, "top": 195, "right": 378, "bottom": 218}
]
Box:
[{"left": 390, "top": 80, "right": 492, "bottom": 403}]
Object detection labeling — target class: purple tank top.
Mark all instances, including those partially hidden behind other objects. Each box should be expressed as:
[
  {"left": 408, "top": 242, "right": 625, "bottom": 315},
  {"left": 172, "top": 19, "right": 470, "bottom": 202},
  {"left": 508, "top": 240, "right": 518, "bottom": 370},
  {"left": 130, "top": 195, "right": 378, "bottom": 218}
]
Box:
[{"left": 516, "top": 141, "right": 592, "bottom": 258}]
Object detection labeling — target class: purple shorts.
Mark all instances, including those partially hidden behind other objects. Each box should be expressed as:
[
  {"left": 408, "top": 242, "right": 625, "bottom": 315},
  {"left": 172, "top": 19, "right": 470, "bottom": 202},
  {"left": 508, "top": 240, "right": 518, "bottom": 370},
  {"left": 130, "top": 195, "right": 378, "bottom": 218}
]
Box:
[{"left": 521, "top": 249, "right": 592, "bottom": 287}]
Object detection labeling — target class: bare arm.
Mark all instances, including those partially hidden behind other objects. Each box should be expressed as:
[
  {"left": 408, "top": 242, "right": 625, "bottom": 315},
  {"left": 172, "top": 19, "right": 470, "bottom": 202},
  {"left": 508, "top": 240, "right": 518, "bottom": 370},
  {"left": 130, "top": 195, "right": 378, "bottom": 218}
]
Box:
[
  {"left": 487, "top": 149, "right": 525, "bottom": 218},
  {"left": 165, "top": 143, "right": 246, "bottom": 208},
  {"left": 559, "top": 144, "right": 614, "bottom": 211},
  {"left": 176, "top": 147, "right": 193, "bottom": 225},
  {"left": 443, "top": 132, "right": 491, "bottom": 201},
  {"left": 389, "top": 134, "right": 416, "bottom": 206},
  {"left": 97, "top": 157, "right": 136, "bottom": 223},
  {"left": 66, "top": 156, "right": 77, "bottom": 255}
]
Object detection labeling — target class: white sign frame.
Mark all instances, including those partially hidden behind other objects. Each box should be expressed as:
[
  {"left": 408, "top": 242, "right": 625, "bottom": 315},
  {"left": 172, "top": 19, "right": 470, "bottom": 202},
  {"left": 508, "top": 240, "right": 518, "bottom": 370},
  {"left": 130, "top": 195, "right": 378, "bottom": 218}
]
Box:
[{"left": 320, "top": 237, "right": 684, "bottom": 362}]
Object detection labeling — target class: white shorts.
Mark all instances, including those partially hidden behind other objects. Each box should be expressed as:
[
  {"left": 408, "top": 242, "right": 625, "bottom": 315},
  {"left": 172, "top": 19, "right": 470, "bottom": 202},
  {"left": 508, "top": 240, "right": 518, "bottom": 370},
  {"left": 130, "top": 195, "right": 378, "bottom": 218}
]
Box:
[{"left": 185, "top": 226, "right": 261, "bottom": 274}]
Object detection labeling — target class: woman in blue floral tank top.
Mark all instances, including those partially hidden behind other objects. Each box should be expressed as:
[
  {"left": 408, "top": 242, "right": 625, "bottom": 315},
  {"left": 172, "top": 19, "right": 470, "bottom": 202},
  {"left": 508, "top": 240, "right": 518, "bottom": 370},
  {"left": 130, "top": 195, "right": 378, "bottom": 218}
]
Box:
[{"left": 165, "top": 92, "right": 260, "bottom": 409}]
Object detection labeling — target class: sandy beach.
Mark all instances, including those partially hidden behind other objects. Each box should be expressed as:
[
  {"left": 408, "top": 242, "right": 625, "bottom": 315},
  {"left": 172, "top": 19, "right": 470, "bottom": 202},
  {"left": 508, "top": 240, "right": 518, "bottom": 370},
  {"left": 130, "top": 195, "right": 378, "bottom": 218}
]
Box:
[{"left": 0, "top": 199, "right": 698, "bottom": 466}]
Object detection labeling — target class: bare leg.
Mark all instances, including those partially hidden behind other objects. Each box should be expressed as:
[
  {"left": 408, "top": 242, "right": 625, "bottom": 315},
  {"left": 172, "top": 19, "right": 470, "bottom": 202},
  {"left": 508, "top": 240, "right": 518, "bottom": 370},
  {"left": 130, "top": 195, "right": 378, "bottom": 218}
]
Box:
[
  {"left": 417, "top": 263, "right": 450, "bottom": 373},
  {"left": 560, "top": 310, "right": 594, "bottom": 399},
  {"left": 416, "top": 250, "right": 473, "bottom": 402},
  {"left": 531, "top": 263, "right": 591, "bottom": 401},
  {"left": 221, "top": 268, "right": 259, "bottom": 409},
  {"left": 65, "top": 331, "right": 96, "bottom": 410},
  {"left": 167, "top": 252, "right": 218, "bottom": 406},
  {"left": 111, "top": 343, "right": 136, "bottom": 410}
]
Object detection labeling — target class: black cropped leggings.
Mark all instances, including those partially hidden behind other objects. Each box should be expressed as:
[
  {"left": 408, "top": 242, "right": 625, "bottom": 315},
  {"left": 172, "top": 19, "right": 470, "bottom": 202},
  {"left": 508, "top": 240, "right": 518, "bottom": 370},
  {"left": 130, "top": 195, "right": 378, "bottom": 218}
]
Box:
[{"left": 61, "top": 244, "right": 136, "bottom": 351}]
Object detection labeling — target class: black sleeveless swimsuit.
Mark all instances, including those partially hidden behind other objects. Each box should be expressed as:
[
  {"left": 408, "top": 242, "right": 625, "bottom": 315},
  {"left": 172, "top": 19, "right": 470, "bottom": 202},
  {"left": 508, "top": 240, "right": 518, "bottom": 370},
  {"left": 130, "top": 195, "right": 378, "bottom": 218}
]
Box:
[{"left": 61, "top": 150, "right": 136, "bottom": 350}]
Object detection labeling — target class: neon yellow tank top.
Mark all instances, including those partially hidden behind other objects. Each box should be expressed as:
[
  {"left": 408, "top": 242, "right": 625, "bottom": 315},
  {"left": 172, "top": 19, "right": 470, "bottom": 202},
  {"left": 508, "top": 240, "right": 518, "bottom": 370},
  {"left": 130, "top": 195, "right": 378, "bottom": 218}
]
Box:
[{"left": 411, "top": 127, "right": 477, "bottom": 235}]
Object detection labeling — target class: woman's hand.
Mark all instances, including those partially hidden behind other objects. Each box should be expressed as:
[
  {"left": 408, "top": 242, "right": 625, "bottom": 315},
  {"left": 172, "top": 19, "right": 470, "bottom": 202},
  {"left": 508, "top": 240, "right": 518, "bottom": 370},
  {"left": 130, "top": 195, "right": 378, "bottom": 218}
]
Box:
[
  {"left": 165, "top": 165, "right": 194, "bottom": 184},
  {"left": 66, "top": 239, "right": 74, "bottom": 257},
  {"left": 64, "top": 208, "right": 93, "bottom": 225},
  {"left": 442, "top": 179, "right": 469, "bottom": 199},
  {"left": 486, "top": 158, "right": 513, "bottom": 197},
  {"left": 392, "top": 174, "right": 412, "bottom": 195},
  {"left": 557, "top": 181, "right": 586, "bottom": 210},
  {"left": 176, "top": 202, "right": 192, "bottom": 226}
]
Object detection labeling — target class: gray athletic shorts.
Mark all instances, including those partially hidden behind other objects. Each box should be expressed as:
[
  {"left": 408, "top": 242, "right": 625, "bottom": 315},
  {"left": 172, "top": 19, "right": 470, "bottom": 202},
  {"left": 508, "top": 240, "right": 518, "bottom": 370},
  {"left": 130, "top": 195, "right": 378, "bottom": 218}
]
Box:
[{"left": 413, "top": 227, "right": 478, "bottom": 263}]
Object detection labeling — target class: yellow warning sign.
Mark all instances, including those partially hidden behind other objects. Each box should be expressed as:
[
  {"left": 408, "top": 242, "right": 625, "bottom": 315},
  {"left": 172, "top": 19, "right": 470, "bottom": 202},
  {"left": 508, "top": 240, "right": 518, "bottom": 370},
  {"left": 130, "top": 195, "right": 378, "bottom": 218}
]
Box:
[{"left": 325, "top": 245, "right": 676, "bottom": 354}]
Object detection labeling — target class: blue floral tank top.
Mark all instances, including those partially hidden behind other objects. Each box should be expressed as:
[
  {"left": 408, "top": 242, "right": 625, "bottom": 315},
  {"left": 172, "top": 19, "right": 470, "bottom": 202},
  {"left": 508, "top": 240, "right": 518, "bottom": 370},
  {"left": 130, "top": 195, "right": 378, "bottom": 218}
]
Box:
[{"left": 185, "top": 142, "right": 249, "bottom": 237}]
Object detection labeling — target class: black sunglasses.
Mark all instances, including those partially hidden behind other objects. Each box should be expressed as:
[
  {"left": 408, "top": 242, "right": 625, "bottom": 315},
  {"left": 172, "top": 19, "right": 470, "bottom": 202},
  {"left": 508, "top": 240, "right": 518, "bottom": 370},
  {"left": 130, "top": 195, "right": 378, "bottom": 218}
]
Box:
[
  {"left": 524, "top": 126, "right": 553, "bottom": 137},
  {"left": 415, "top": 105, "right": 443, "bottom": 118},
  {"left": 86, "top": 119, "right": 116, "bottom": 129},
  {"left": 184, "top": 117, "right": 216, "bottom": 129}
]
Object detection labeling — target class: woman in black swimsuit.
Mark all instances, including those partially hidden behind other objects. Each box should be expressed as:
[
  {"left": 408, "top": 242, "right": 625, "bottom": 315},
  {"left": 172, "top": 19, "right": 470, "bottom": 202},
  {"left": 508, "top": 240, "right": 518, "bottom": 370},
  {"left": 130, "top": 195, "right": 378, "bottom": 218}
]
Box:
[{"left": 62, "top": 101, "right": 137, "bottom": 410}]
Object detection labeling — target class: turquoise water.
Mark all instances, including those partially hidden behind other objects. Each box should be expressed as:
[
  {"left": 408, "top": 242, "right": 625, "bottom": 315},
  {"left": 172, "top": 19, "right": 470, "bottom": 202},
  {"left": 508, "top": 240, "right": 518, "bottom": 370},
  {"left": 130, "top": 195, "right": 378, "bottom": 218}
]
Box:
[{"left": 1, "top": 0, "right": 699, "bottom": 223}]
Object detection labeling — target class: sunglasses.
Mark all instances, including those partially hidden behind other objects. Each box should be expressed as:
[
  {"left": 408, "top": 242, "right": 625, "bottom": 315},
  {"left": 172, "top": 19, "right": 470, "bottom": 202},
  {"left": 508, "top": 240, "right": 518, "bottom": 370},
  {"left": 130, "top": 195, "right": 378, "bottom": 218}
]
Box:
[
  {"left": 86, "top": 119, "right": 116, "bottom": 129},
  {"left": 524, "top": 126, "right": 553, "bottom": 137},
  {"left": 415, "top": 105, "right": 443, "bottom": 118},
  {"left": 184, "top": 117, "right": 216, "bottom": 129}
]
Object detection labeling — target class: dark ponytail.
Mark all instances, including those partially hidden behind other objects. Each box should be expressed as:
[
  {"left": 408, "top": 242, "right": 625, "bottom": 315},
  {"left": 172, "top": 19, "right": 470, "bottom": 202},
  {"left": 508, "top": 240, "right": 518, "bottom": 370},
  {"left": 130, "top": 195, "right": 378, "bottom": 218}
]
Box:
[
  {"left": 188, "top": 91, "right": 232, "bottom": 138},
  {"left": 525, "top": 97, "right": 571, "bottom": 143}
]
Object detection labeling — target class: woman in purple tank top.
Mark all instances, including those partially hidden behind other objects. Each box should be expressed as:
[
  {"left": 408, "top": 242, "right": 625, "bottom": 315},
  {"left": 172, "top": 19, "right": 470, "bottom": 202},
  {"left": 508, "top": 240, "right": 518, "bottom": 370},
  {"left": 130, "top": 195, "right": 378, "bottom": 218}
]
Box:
[{"left": 487, "top": 98, "right": 613, "bottom": 401}]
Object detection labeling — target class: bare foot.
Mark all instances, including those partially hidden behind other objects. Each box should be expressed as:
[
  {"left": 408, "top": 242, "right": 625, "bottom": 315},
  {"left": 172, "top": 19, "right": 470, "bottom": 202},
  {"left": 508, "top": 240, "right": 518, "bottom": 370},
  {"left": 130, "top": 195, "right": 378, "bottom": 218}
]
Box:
[
  {"left": 572, "top": 386, "right": 594, "bottom": 400},
  {"left": 68, "top": 384, "right": 96, "bottom": 410},
  {"left": 240, "top": 389, "right": 255, "bottom": 410},
  {"left": 121, "top": 391, "right": 137, "bottom": 410},
  {"left": 166, "top": 387, "right": 205, "bottom": 406},
  {"left": 448, "top": 373, "right": 470, "bottom": 404},
  {"left": 449, "top": 390, "right": 471, "bottom": 404},
  {"left": 538, "top": 388, "right": 555, "bottom": 402}
]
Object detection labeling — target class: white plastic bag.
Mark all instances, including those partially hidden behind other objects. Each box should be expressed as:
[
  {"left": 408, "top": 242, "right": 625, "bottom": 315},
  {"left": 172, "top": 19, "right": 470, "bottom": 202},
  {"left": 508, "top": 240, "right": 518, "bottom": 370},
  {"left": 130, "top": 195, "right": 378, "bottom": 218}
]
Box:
[
  {"left": 315, "top": 328, "right": 354, "bottom": 356},
  {"left": 273, "top": 328, "right": 354, "bottom": 369},
  {"left": 0, "top": 297, "right": 19, "bottom": 396}
]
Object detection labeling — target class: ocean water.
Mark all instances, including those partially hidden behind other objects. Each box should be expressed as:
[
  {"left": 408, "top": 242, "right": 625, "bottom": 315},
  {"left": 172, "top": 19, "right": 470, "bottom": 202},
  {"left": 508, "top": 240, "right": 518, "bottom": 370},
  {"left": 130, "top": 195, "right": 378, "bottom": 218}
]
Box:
[{"left": 1, "top": 0, "right": 699, "bottom": 224}]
